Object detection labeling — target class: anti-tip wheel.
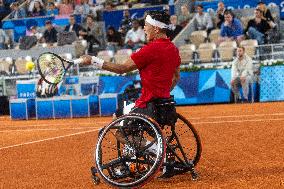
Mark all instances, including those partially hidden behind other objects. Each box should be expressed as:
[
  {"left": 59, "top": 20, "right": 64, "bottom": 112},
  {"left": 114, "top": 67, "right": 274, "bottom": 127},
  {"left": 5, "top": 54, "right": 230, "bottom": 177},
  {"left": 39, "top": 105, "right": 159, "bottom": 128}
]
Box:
[{"left": 92, "top": 176, "right": 100, "bottom": 185}]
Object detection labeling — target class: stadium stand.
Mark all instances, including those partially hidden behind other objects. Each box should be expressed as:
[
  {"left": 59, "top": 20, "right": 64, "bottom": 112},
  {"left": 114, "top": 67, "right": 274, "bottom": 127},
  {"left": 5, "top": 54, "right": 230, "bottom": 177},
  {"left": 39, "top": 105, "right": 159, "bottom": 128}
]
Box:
[{"left": 178, "top": 44, "right": 196, "bottom": 64}]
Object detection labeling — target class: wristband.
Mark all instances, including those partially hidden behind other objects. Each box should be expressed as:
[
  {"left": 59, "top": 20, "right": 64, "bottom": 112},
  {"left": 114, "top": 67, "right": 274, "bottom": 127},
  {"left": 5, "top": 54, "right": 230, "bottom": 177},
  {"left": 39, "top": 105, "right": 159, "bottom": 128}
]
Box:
[{"left": 92, "top": 56, "right": 104, "bottom": 69}]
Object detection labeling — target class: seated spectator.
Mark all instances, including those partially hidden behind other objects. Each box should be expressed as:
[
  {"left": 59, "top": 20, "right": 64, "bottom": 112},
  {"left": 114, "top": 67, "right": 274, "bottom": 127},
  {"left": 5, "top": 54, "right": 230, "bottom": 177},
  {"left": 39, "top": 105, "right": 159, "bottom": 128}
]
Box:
[
  {"left": 178, "top": 4, "right": 192, "bottom": 27},
  {"left": 9, "top": 2, "right": 26, "bottom": 19},
  {"left": 106, "top": 26, "right": 123, "bottom": 52},
  {"left": 0, "top": 0, "right": 10, "bottom": 21},
  {"left": 120, "top": 9, "right": 132, "bottom": 33},
  {"left": 28, "top": 26, "right": 42, "bottom": 41},
  {"left": 218, "top": 10, "right": 244, "bottom": 45},
  {"left": 192, "top": 4, "right": 214, "bottom": 34},
  {"left": 245, "top": 8, "right": 271, "bottom": 45},
  {"left": 216, "top": 1, "right": 226, "bottom": 28},
  {"left": 29, "top": 1, "right": 45, "bottom": 17},
  {"left": 124, "top": 19, "right": 145, "bottom": 50},
  {"left": 167, "top": 15, "right": 183, "bottom": 40},
  {"left": 42, "top": 20, "right": 58, "bottom": 44},
  {"left": 0, "top": 28, "right": 9, "bottom": 49},
  {"left": 46, "top": 2, "right": 59, "bottom": 16},
  {"left": 27, "top": 0, "right": 44, "bottom": 13},
  {"left": 58, "top": 0, "right": 74, "bottom": 15},
  {"left": 257, "top": 1, "right": 276, "bottom": 29},
  {"left": 79, "top": 14, "right": 101, "bottom": 53},
  {"left": 231, "top": 46, "right": 253, "bottom": 102},
  {"left": 64, "top": 14, "right": 82, "bottom": 37},
  {"left": 74, "top": 0, "right": 90, "bottom": 21},
  {"left": 104, "top": 2, "right": 115, "bottom": 12}
]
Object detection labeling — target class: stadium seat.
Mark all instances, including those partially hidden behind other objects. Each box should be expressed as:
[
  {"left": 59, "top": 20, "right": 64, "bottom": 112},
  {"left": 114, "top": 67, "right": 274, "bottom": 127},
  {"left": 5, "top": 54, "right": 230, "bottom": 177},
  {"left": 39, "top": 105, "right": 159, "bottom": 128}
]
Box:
[
  {"left": 197, "top": 43, "right": 216, "bottom": 63},
  {"left": 218, "top": 41, "right": 237, "bottom": 62},
  {"left": 0, "top": 58, "right": 11, "bottom": 75},
  {"left": 209, "top": 29, "right": 220, "bottom": 44},
  {"left": 189, "top": 30, "right": 207, "bottom": 48},
  {"left": 97, "top": 50, "right": 114, "bottom": 62},
  {"left": 114, "top": 49, "right": 132, "bottom": 63},
  {"left": 178, "top": 44, "right": 196, "bottom": 64},
  {"left": 240, "top": 39, "right": 258, "bottom": 58}
]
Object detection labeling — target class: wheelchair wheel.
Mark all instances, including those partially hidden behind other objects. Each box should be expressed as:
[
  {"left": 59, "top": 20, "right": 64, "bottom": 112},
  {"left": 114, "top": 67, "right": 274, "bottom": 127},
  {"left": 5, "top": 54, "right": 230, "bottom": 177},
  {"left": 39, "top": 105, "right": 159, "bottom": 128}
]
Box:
[
  {"left": 164, "top": 113, "right": 202, "bottom": 168},
  {"left": 95, "top": 113, "right": 166, "bottom": 188}
]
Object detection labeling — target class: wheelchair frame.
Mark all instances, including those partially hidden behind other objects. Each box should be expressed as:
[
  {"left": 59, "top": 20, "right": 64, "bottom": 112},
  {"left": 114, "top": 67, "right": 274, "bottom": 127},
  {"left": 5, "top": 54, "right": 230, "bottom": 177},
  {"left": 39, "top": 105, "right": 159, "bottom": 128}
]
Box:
[{"left": 91, "top": 112, "right": 202, "bottom": 188}]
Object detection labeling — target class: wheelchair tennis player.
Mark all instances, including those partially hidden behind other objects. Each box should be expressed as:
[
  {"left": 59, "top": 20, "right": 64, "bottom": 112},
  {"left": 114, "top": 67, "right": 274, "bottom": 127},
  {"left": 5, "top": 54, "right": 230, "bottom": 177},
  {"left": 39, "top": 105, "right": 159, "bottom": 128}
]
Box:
[{"left": 81, "top": 10, "right": 181, "bottom": 178}]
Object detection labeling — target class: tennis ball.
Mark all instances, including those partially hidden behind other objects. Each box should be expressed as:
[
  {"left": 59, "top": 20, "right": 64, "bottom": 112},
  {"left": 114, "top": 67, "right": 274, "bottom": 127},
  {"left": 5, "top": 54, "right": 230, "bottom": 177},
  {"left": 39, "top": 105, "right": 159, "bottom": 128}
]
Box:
[{"left": 26, "top": 61, "right": 35, "bottom": 71}]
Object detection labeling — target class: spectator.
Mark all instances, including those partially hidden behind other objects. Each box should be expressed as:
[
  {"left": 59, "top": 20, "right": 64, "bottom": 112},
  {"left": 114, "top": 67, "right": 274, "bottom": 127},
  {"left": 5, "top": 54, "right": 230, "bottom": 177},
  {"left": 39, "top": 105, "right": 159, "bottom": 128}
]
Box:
[
  {"left": 163, "top": 5, "right": 170, "bottom": 16},
  {"left": 64, "top": 14, "right": 82, "bottom": 37},
  {"left": 192, "top": 4, "right": 214, "bottom": 34},
  {"left": 0, "top": 0, "right": 10, "bottom": 21},
  {"left": 120, "top": 9, "right": 132, "bottom": 33},
  {"left": 46, "top": 2, "right": 59, "bottom": 16},
  {"left": 231, "top": 46, "right": 254, "bottom": 102},
  {"left": 167, "top": 15, "right": 183, "bottom": 40},
  {"left": 106, "top": 26, "right": 123, "bottom": 52},
  {"left": 58, "top": 0, "right": 74, "bottom": 15},
  {"left": 178, "top": 4, "right": 192, "bottom": 28},
  {"left": 124, "top": 19, "right": 145, "bottom": 50},
  {"left": 216, "top": 1, "right": 226, "bottom": 28},
  {"left": 218, "top": 10, "right": 244, "bottom": 45},
  {"left": 74, "top": 0, "right": 90, "bottom": 21},
  {"left": 0, "top": 28, "right": 9, "bottom": 49},
  {"left": 42, "top": 20, "right": 58, "bottom": 44},
  {"left": 104, "top": 2, "right": 114, "bottom": 12},
  {"left": 257, "top": 1, "right": 276, "bottom": 29},
  {"left": 27, "top": 0, "right": 44, "bottom": 13},
  {"left": 29, "top": 1, "right": 45, "bottom": 17},
  {"left": 28, "top": 26, "right": 42, "bottom": 41},
  {"left": 9, "top": 2, "right": 26, "bottom": 19},
  {"left": 245, "top": 8, "right": 271, "bottom": 45},
  {"left": 79, "top": 14, "right": 101, "bottom": 53}
]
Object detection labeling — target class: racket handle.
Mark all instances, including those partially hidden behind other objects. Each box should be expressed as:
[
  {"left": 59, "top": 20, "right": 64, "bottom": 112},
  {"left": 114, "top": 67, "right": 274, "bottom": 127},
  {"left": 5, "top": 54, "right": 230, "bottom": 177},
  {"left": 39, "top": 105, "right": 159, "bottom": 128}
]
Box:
[{"left": 73, "top": 58, "right": 83, "bottom": 65}]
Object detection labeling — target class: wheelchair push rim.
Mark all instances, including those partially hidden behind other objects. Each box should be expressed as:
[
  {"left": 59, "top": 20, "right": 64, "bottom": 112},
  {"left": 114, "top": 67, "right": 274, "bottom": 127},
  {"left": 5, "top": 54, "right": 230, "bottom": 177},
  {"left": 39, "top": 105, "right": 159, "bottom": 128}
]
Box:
[{"left": 95, "top": 113, "right": 166, "bottom": 188}]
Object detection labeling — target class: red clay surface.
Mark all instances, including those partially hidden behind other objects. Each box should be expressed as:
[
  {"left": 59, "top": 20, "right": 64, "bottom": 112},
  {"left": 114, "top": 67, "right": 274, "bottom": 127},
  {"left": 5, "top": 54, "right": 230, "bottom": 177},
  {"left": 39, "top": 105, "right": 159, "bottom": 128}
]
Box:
[{"left": 0, "top": 102, "right": 284, "bottom": 189}]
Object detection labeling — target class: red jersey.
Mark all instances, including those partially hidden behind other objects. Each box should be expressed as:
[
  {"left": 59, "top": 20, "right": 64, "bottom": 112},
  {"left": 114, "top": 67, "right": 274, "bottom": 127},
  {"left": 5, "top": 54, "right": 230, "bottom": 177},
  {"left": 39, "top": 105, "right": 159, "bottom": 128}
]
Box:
[{"left": 131, "top": 38, "right": 181, "bottom": 108}]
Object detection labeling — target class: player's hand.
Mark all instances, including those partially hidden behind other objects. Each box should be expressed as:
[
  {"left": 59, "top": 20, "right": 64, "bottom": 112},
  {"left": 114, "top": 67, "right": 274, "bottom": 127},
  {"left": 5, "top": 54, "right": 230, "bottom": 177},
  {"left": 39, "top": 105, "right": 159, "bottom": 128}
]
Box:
[
  {"left": 80, "top": 55, "right": 104, "bottom": 69},
  {"left": 80, "top": 55, "right": 92, "bottom": 65}
]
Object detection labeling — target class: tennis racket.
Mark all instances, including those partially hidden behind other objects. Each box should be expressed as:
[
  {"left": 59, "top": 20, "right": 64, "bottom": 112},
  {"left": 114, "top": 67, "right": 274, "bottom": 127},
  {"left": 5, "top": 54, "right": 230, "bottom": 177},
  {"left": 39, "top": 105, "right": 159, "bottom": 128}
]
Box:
[{"left": 37, "top": 52, "right": 83, "bottom": 85}]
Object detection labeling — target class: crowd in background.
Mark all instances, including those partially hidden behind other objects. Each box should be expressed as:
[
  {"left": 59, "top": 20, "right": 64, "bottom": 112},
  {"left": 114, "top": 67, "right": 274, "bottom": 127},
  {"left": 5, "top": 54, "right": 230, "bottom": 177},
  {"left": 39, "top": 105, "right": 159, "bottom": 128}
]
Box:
[{"left": 0, "top": 0, "right": 280, "bottom": 54}]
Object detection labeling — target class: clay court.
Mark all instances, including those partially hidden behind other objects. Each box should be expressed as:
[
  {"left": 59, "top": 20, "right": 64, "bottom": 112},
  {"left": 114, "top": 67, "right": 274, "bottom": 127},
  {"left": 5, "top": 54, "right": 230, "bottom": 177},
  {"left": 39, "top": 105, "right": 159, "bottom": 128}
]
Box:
[{"left": 0, "top": 102, "right": 284, "bottom": 189}]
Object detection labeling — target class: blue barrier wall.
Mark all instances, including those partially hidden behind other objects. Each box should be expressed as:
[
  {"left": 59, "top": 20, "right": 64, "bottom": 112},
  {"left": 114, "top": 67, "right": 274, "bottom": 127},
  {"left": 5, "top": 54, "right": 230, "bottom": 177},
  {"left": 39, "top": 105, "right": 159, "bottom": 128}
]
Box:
[
  {"left": 16, "top": 70, "right": 232, "bottom": 104},
  {"left": 171, "top": 69, "right": 231, "bottom": 104},
  {"left": 260, "top": 65, "right": 284, "bottom": 102}
]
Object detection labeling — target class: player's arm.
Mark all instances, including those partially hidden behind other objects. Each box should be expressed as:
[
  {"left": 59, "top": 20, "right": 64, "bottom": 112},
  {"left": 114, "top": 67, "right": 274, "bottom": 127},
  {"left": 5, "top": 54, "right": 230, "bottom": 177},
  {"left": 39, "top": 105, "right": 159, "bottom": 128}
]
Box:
[
  {"left": 80, "top": 55, "right": 137, "bottom": 74},
  {"left": 171, "top": 67, "right": 180, "bottom": 91},
  {"left": 102, "top": 58, "right": 137, "bottom": 74}
]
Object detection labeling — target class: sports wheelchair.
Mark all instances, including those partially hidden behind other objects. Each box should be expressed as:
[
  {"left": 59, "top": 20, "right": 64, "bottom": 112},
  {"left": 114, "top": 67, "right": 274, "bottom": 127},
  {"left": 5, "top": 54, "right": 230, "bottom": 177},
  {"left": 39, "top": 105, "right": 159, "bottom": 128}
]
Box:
[{"left": 90, "top": 96, "right": 202, "bottom": 188}]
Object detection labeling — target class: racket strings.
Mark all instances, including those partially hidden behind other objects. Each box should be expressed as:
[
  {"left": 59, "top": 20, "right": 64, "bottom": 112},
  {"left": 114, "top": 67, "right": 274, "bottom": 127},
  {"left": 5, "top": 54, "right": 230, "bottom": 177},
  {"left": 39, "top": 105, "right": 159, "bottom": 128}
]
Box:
[{"left": 38, "top": 54, "right": 65, "bottom": 84}]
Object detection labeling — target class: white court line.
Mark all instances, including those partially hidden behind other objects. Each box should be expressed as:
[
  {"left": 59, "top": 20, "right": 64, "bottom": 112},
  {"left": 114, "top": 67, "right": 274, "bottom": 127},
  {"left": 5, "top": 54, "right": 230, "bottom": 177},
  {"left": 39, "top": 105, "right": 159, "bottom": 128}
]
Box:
[
  {"left": 192, "top": 117, "right": 284, "bottom": 125},
  {"left": 1, "top": 117, "right": 284, "bottom": 151},
  {"left": 188, "top": 113, "right": 284, "bottom": 120},
  {"left": 0, "top": 128, "right": 101, "bottom": 150},
  {"left": 0, "top": 121, "right": 110, "bottom": 128},
  {"left": 0, "top": 127, "right": 98, "bottom": 133}
]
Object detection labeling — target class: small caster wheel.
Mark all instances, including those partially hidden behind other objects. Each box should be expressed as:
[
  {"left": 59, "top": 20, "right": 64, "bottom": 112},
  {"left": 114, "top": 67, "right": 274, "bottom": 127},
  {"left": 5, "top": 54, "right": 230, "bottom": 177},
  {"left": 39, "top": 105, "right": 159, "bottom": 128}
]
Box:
[
  {"left": 92, "top": 176, "right": 100, "bottom": 185},
  {"left": 191, "top": 170, "right": 199, "bottom": 181}
]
